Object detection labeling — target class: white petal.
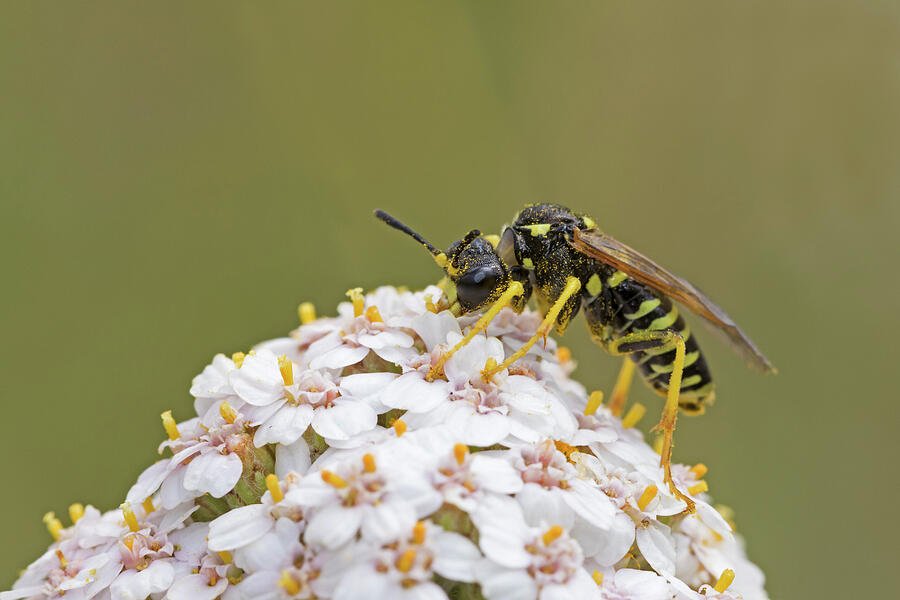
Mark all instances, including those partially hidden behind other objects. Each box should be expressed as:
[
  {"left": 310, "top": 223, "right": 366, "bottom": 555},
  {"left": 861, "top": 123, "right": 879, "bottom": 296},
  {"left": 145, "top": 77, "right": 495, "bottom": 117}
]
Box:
[
  {"left": 222, "top": 572, "right": 280, "bottom": 600},
  {"left": 448, "top": 409, "right": 511, "bottom": 447},
  {"left": 410, "top": 311, "right": 461, "bottom": 350},
  {"left": 585, "top": 511, "right": 634, "bottom": 566},
  {"left": 339, "top": 372, "right": 398, "bottom": 399},
  {"left": 472, "top": 497, "right": 532, "bottom": 568},
  {"left": 312, "top": 400, "right": 377, "bottom": 440},
  {"left": 190, "top": 354, "right": 235, "bottom": 398},
  {"left": 636, "top": 520, "right": 677, "bottom": 576},
  {"left": 444, "top": 335, "right": 504, "bottom": 384},
  {"left": 183, "top": 451, "right": 242, "bottom": 498},
  {"left": 561, "top": 479, "right": 615, "bottom": 530},
  {"left": 254, "top": 404, "right": 313, "bottom": 446},
  {"left": 275, "top": 438, "right": 311, "bottom": 478},
  {"left": 207, "top": 504, "right": 273, "bottom": 552},
  {"left": 471, "top": 455, "right": 523, "bottom": 494},
  {"left": 309, "top": 345, "right": 370, "bottom": 370},
  {"left": 167, "top": 574, "right": 228, "bottom": 600},
  {"left": 381, "top": 373, "right": 449, "bottom": 412},
  {"left": 475, "top": 562, "right": 537, "bottom": 600},
  {"left": 169, "top": 522, "right": 209, "bottom": 565},
  {"left": 159, "top": 467, "right": 197, "bottom": 510},
  {"left": 305, "top": 505, "right": 363, "bottom": 549},
  {"left": 517, "top": 484, "right": 574, "bottom": 530},
  {"left": 230, "top": 350, "right": 284, "bottom": 406},
  {"left": 432, "top": 531, "right": 481, "bottom": 583},
  {"left": 110, "top": 559, "right": 174, "bottom": 600},
  {"left": 360, "top": 502, "right": 416, "bottom": 544},
  {"left": 333, "top": 566, "right": 390, "bottom": 600}
]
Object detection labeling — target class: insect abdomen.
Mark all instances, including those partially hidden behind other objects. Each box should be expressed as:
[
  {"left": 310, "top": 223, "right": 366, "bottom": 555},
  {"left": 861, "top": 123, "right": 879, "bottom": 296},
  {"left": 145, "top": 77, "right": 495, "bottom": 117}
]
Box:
[{"left": 609, "top": 278, "right": 715, "bottom": 414}]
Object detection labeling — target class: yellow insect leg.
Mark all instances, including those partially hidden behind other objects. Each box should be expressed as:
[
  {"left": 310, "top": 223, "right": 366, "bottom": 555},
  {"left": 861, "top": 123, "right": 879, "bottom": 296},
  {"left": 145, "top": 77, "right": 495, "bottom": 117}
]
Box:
[
  {"left": 484, "top": 277, "right": 581, "bottom": 380},
  {"left": 607, "top": 358, "right": 636, "bottom": 416},
  {"left": 427, "top": 281, "right": 525, "bottom": 381}
]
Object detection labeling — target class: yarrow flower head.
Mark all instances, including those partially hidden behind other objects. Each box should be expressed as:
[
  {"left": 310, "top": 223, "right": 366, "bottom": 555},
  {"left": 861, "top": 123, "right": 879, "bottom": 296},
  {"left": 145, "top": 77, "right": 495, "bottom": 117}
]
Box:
[{"left": 3, "top": 285, "right": 769, "bottom": 600}]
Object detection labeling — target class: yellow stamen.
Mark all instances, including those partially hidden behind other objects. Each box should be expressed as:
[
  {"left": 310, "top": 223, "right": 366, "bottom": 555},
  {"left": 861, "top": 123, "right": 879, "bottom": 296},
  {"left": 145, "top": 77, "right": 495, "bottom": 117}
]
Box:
[
  {"left": 592, "top": 570, "right": 604, "bottom": 586},
  {"left": 481, "top": 357, "right": 498, "bottom": 381},
  {"left": 688, "top": 481, "right": 709, "bottom": 495},
  {"left": 123, "top": 535, "right": 135, "bottom": 551},
  {"left": 43, "top": 512, "right": 63, "bottom": 540},
  {"left": 453, "top": 443, "right": 468, "bottom": 465},
  {"left": 556, "top": 346, "right": 572, "bottom": 364},
  {"left": 298, "top": 302, "right": 316, "bottom": 325},
  {"left": 392, "top": 419, "right": 407, "bottom": 436},
  {"left": 161, "top": 410, "right": 179, "bottom": 441},
  {"left": 278, "top": 354, "right": 294, "bottom": 386},
  {"left": 55, "top": 549, "right": 67, "bottom": 567},
  {"left": 652, "top": 435, "right": 665, "bottom": 455},
  {"left": 428, "top": 280, "right": 525, "bottom": 381},
  {"left": 690, "top": 463, "right": 708, "bottom": 479},
  {"left": 321, "top": 470, "right": 348, "bottom": 488},
  {"left": 141, "top": 496, "right": 155, "bottom": 515},
  {"left": 278, "top": 570, "right": 301, "bottom": 595},
  {"left": 412, "top": 521, "right": 426, "bottom": 544},
  {"left": 217, "top": 550, "right": 232, "bottom": 564},
  {"left": 68, "top": 503, "right": 84, "bottom": 524},
  {"left": 120, "top": 503, "right": 140, "bottom": 533},
  {"left": 637, "top": 484, "right": 658, "bottom": 511},
  {"left": 584, "top": 390, "right": 604, "bottom": 416},
  {"left": 362, "top": 453, "right": 376, "bottom": 473},
  {"left": 542, "top": 525, "right": 563, "bottom": 545},
  {"left": 621, "top": 403, "right": 646, "bottom": 429},
  {"left": 232, "top": 351, "right": 246, "bottom": 368},
  {"left": 346, "top": 287, "right": 365, "bottom": 317},
  {"left": 219, "top": 401, "right": 238, "bottom": 425},
  {"left": 365, "top": 305, "right": 383, "bottom": 323},
  {"left": 714, "top": 569, "right": 735, "bottom": 593},
  {"left": 395, "top": 548, "right": 416, "bottom": 572},
  {"left": 425, "top": 295, "right": 439, "bottom": 314},
  {"left": 266, "top": 474, "right": 284, "bottom": 503}
]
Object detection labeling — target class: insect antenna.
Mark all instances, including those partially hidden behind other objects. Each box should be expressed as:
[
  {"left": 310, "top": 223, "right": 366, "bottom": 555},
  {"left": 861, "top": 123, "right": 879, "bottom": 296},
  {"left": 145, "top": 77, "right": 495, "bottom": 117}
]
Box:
[{"left": 374, "top": 209, "right": 449, "bottom": 267}]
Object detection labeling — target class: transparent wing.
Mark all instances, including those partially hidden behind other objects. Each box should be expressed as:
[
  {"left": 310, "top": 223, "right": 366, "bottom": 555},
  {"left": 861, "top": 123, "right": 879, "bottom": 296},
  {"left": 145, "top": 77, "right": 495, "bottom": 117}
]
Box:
[{"left": 571, "top": 228, "right": 776, "bottom": 373}]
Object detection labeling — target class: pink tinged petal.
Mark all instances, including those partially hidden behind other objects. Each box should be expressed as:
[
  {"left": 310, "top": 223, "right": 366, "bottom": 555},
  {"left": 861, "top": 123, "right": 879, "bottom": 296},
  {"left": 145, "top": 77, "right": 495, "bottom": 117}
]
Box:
[
  {"left": 517, "top": 485, "right": 575, "bottom": 530},
  {"left": 159, "top": 501, "right": 199, "bottom": 533},
  {"left": 159, "top": 467, "right": 197, "bottom": 510},
  {"left": 312, "top": 400, "right": 377, "bottom": 440},
  {"left": 109, "top": 559, "right": 174, "bottom": 600},
  {"left": 562, "top": 479, "right": 615, "bottom": 530},
  {"left": 585, "top": 511, "right": 635, "bottom": 567},
  {"left": 432, "top": 531, "right": 481, "bottom": 583},
  {"left": 84, "top": 559, "right": 124, "bottom": 598},
  {"left": 470, "top": 455, "right": 524, "bottom": 494},
  {"left": 0, "top": 587, "right": 45, "bottom": 600},
  {"left": 167, "top": 574, "right": 228, "bottom": 600},
  {"left": 360, "top": 502, "right": 417, "bottom": 544},
  {"left": 475, "top": 563, "right": 537, "bottom": 600},
  {"left": 636, "top": 520, "right": 677, "bottom": 576},
  {"left": 190, "top": 354, "right": 235, "bottom": 398},
  {"left": 207, "top": 504, "right": 273, "bottom": 552},
  {"left": 612, "top": 569, "right": 675, "bottom": 600},
  {"left": 183, "top": 451, "right": 243, "bottom": 497},
  {"left": 169, "top": 523, "right": 210, "bottom": 565},
  {"left": 244, "top": 398, "right": 288, "bottom": 427},
  {"left": 254, "top": 404, "right": 314, "bottom": 446},
  {"left": 275, "top": 437, "right": 311, "bottom": 479},
  {"left": 410, "top": 311, "right": 461, "bottom": 351},
  {"left": 382, "top": 374, "right": 449, "bottom": 412},
  {"left": 305, "top": 505, "right": 363, "bottom": 549},
  {"left": 230, "top": 351, "right": 285, "bottom": 406},
  {"left": 58, "top": 553, "right": 112, "bottom": 591},
  {"left": 309, "top": 345, "right": 370, "bottom": 370},
  {"left": 125, "top": 460, "right": 169, "bottom": 503}
]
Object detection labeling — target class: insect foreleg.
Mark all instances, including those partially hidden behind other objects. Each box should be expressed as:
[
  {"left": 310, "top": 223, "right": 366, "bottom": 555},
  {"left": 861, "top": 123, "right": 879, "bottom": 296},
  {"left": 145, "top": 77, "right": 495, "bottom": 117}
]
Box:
[
  {"left": 606, "top": 329, "right": 695, "bottom": 513},
  {"left": 483, "top": 276, "right": 582, "bottom": 380}
]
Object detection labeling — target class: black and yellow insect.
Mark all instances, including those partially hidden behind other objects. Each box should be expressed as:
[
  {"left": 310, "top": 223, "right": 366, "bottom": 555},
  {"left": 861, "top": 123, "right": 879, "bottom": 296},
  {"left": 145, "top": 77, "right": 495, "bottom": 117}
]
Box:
[{"left": 375, "top": 204, "right": 775, "bottom": 510}]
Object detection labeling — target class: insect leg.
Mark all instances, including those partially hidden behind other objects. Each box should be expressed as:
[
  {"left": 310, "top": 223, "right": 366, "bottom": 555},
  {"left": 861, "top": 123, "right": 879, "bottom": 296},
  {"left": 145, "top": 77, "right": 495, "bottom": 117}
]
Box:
[
  {"left": 427, "top": 281, "right": 525, "bottom": 381},
  {"left": 483, "top": 276, "right": 582, "bottom": 380},
  {"left": 606, "top": 329, "right": 695, "bottom": 513},
  {"left": 607, "top": 359, "right": 636, "bottom": 416}
]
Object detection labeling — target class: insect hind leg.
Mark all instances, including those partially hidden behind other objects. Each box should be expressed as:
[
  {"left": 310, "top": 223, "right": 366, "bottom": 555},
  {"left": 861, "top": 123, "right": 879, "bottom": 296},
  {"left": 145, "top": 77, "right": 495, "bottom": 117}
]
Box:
[{"left": 607, "top": 329, "right": 696, "bottom": 513}]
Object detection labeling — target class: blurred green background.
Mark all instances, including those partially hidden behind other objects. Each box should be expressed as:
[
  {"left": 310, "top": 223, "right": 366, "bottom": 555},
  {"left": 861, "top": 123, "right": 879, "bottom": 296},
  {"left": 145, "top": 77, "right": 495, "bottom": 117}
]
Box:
[{"left": 1, "top": 1, "right": 897, "bottom": 597}]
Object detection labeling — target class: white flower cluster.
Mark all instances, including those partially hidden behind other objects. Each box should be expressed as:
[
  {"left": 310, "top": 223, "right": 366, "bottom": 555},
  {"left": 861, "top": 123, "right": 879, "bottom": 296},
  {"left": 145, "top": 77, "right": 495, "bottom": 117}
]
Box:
[{"left": 3, "top": 286, "right": 769, "bottom": 600}]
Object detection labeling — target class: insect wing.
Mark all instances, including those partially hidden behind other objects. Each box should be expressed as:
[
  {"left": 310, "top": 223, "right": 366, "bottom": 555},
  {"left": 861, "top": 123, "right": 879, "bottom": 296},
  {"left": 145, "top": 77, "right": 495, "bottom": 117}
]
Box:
[{"left": 571, "top": 228, "right": 776, "bottom": 373}]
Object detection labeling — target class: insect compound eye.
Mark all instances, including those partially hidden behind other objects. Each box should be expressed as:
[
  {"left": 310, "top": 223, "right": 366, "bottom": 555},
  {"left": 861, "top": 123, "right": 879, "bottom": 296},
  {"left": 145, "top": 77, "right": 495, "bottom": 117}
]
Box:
[{"left": 455, "top": 266, "right": 501, "bottom": 309}]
